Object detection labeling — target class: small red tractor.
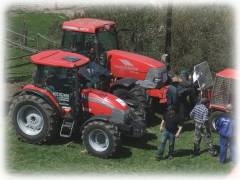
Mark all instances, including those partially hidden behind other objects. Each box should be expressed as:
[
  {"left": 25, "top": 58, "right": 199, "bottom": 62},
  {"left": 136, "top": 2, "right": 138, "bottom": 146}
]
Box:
[
  {"left": 9, "top": 50, "right": 146, "bottom": 158},
  {"left": 209, "top": 68, "right": 237, "bottom": 129},
  {"left": 60, "top": 18, "right": 170, "bottom": 121},
  {"left": 193, "top": 62, "right": 238, "bottom": 130}
]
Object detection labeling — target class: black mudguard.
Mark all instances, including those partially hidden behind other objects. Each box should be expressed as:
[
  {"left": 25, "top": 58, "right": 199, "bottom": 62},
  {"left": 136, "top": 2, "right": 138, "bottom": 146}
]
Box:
[{"left": 110, "top": 78, "right": 137, "bottom": 92}]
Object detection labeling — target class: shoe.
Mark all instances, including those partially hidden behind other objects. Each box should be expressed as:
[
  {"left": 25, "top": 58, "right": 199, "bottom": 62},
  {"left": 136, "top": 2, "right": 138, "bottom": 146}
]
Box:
[
  {"left": 155, "top": 155, "right": 163, "bottom": 161},
  {"left": 191, "top": 151, "right": 200, "bottom": 158},
  {"left": 209, "top": 149, "right": 218, "bottom": 157},
  {"left": 168, "top": 155, "right": 174, "bottom": 160}
]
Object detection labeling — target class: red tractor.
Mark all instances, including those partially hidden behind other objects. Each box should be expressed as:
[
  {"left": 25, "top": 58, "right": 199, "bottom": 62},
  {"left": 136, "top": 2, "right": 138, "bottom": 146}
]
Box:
[
  {"left": 9, "top": 50, "right": 146, "bottom": 158},
  {"left": 193, "top": 62, "right": 238, "bottom": 130},
  {"left": 209, "top": 68, "right": 237, "bottom": 129},
  {"left": 61, "top": 18, "right": 170, "bottom": 121}
]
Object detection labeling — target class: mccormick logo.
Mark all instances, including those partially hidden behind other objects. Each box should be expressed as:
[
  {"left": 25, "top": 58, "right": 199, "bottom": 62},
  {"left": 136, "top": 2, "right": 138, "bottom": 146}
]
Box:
[
  {"left": 119, "top": 59, "right": 134, "bottom": 67},
  {"left": 113, "top": 59, "right": 138, "bottom": 72}
]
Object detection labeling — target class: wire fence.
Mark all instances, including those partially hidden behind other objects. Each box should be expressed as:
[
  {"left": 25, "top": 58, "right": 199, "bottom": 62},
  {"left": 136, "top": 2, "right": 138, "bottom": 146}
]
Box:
[{"left": 6, "top": 26, "right": 58, "bottom": 60}]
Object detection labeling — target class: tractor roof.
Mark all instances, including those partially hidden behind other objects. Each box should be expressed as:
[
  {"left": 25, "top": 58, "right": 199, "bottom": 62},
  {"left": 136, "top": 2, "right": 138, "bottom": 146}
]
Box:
[
  {"left": 62, "top": 18, "right": 116, "bottom": 33},
  {"left": 216, "top": 68, "right": 239, "bottom": 80},
  {"left": 31, "top": 50, "right": 89, "bottom": 68}
]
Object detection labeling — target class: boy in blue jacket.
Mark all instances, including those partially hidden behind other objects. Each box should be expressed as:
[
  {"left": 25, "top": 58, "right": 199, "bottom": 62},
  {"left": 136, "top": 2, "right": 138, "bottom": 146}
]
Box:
[{"left": 214, "top": 104, "right": 234, "bottom": 164}]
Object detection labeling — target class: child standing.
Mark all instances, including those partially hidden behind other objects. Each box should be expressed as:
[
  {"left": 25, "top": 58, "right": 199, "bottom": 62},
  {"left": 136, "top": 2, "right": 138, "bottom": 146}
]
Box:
[{"left": 156, "top": 107, "right": 183, "bottom": 160}]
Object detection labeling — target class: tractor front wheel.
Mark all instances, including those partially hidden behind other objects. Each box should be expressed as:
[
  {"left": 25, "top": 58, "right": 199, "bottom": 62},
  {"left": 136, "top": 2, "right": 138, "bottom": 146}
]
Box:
[
  {"left": 82, "top": 121, "right": 121, "bottom": 158},
  {"left": 9, "top": 94, "right": 60, "bottom": 144}
]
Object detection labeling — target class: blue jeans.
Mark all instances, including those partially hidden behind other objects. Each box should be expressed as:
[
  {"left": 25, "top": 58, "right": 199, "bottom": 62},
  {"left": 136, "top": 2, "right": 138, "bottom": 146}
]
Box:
[
  {"left": 156, "top": 129, "right": 175, "bottom": 157},
  {"left": 220, "top": 135, "right": 232, "bottom": 163}
]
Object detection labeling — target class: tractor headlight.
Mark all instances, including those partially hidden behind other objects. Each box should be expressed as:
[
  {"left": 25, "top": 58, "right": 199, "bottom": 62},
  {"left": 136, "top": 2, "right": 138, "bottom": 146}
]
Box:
[
  {"left": 153, "top": 77, "right": 162, "bottom": 83},
  {"left": 146, "top": 67, "right": 168, "bottom": 87}
]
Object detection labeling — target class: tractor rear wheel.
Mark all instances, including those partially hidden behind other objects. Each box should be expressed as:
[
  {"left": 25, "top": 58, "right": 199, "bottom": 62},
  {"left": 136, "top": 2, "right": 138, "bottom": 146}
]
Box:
[
  {"left": 82, "top": 121, "right": 121, "bottom": 158},
  {"left": 129, "top": 86, "right": 148, "bottom": 115},
  {"left": 113, "top": 86, "right": 148, "bottom": 123},
  {"left": 209, "top": 111, "right": 223, "bottom": 132},
  {"left": 9, "top": 94, "right": 60, "bottom": 144}
]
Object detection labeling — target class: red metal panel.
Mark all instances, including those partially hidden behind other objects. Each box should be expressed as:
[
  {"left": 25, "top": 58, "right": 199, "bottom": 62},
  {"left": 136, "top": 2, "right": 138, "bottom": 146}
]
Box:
[
  {"left": 216, "top": 68, "right": 239, "bottom": 80},
  {"left": 62, "top": 18, "right": 116, "bottom": 33},
  {"left": 22, "top": 84, "right": 61, "bottom": 111},
  {"left": 31, "top": 50, "right": 89, "bottom": 68},
  {"left": 81, "top": 88, "right": 128, "bottom": 112},
  {"left": 209, "top": 104, "right": 226, "bottom": 111},
  {"left": 107, "top": 50, "right": 165, "bottom": 80},
  {"left": 146, "top": 86, "right": 169, "bottom": 104},
  {"left": 83, "top": 101, "right": 112, "bottom": 116}
]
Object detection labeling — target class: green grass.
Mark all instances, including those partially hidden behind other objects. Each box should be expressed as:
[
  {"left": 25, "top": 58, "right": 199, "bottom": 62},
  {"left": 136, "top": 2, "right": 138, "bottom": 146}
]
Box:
[{"left": 6, "top": 119, "right": 233, "bottom": 175}]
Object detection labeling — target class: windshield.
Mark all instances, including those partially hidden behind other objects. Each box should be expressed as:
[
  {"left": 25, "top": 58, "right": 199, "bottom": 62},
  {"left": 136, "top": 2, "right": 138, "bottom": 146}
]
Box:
[
  {"left": 61, "top": 31, "right": 95, "bottom": 57},
  {"left": 97, "top": 28, "right": 118, "bottom": 52}
]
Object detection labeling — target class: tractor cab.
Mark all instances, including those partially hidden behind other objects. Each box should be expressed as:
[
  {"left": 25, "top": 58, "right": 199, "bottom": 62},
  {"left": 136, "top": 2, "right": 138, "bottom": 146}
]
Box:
[
  {"left": 31, "top": 50, "right": 90, "bottom": 108},
  {"left": 61, "top": 18, "right": 118, "bottom": 66}
]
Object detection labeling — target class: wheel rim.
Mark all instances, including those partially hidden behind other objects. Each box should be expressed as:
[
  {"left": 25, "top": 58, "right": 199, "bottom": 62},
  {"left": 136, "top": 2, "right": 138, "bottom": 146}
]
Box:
[
  {"left": 88, "top": 129, "right": 109, "bottom": 152},
  {"left": 16, "top": 105, "right": 44, "bottom": 136}
]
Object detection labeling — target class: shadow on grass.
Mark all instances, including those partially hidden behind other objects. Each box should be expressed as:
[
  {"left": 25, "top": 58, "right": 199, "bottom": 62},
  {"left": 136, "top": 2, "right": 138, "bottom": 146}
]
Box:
[
  {"left": 182, "top": 121, "right": 195, "bottom": 132},
  {"left": 122, "top": 132, "right": 157, "bottom": 150},
  {"left": 174, "top": 149, "right": 193, "bottom": 157},
  {"left": 147, "top": 114, "right": 162, "bottom": 128},
  {"left": 114, "top": 147, "right": 132, "bottom": 159},
  {"left": 49, "top": 133, "right": 133, "bottom": 159}
]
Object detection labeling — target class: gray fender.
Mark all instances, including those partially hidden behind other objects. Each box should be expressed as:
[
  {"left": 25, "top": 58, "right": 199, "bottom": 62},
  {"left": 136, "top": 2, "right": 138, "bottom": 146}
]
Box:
[{"left": 110, "top": 78, "right": 137, "bottom": 92}]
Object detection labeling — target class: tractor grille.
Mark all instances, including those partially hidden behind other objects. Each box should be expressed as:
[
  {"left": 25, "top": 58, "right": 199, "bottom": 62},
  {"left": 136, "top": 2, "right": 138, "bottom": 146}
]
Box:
[
  {"left": 193, "top": 61, "right": 213, "bottom": 90},
  {"left": 211, "top": 76, "right": 233, "bottom": 106}
]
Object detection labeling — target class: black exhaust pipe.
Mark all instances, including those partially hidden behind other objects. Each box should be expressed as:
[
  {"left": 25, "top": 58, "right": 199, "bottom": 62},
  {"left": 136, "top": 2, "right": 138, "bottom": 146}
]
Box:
[{"left": 165, "top": 4, "right": 172, "bottom": 70}]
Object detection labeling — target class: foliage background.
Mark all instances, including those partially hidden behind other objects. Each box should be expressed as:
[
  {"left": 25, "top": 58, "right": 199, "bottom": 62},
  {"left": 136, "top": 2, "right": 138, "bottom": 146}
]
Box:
[{"left": 81, "top": 5, "right": 233, "bottom": 73}]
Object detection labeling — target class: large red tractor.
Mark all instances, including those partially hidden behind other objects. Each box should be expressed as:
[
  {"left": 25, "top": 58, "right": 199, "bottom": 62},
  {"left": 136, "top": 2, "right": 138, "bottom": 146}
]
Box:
[
  {"left": 61, "top": 18, "right": 170, "bottom": 120},
  {"left": 9, "top": 50, "right": 146, "bottom": 158}
]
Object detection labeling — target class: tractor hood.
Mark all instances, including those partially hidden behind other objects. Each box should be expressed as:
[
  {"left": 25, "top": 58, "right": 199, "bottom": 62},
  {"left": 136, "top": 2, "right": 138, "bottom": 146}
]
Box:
[
  {"left": 107, "top": 50, "right": 166, "bottom": 80},
  {"left": 81, "top": 88, "right": 128, "bottom": 112}
]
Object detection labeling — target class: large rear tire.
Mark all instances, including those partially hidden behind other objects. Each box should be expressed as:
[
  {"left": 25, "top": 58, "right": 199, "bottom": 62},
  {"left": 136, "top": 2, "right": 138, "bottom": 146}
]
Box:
[
  {"left": 82, "top": 121, "right": 121, "bottom": 158},
  {"left": 9, "top": 94, "right": 60, "bottom": 144},
  {"left": 113, "top": 86, "right": 148, "bottom": 123}
]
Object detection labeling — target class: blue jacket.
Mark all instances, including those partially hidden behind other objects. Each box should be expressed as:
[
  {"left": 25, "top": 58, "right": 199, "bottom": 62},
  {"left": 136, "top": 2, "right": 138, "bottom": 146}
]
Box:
[{"left": 215, "top": 113, "right": 233, "bottom": 138}]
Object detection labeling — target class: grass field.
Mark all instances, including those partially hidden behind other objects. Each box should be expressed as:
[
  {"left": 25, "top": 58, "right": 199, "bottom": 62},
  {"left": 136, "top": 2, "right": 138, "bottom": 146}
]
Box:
[
  {"left": 6, "top": 119, "right": 233, "bottom": 175},
  {"left": 5, "top": 10, "right": 234, "bottom": 176}
]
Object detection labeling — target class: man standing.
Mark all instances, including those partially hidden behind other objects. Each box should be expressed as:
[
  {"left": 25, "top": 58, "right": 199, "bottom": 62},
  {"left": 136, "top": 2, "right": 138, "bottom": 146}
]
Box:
[
  {"left": 156, "top": 107, "right": 183, "bottom": 160},
  {"left": 214, "top": 104, "right": 233, "bottom": 164},
  {"left": 190, "top": 98, "right": 217, "bottom": 157}
]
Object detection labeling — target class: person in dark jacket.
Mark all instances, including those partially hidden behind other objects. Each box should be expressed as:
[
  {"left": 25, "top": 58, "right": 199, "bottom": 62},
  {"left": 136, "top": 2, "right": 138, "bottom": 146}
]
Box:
[
  {"left": 167, "top": 70, "right": 197, "bottom": 121},
  {"left": 214, "top": 104, "right": 234, "bottom": 164},
  {"left": 156, "top": 107, "right": 183, "bottom": 160}
]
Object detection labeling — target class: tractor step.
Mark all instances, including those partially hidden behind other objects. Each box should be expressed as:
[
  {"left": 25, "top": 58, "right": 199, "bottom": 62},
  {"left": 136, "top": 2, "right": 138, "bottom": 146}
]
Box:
[{"left": 60, "top": 121, "right": 75, "bottom": 138}]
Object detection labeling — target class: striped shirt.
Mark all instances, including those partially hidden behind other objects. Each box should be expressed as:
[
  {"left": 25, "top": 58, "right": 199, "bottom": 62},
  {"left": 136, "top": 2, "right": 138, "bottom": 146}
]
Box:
[{"left": 190, "top": 104, "right": 208, "bottom": 123}]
